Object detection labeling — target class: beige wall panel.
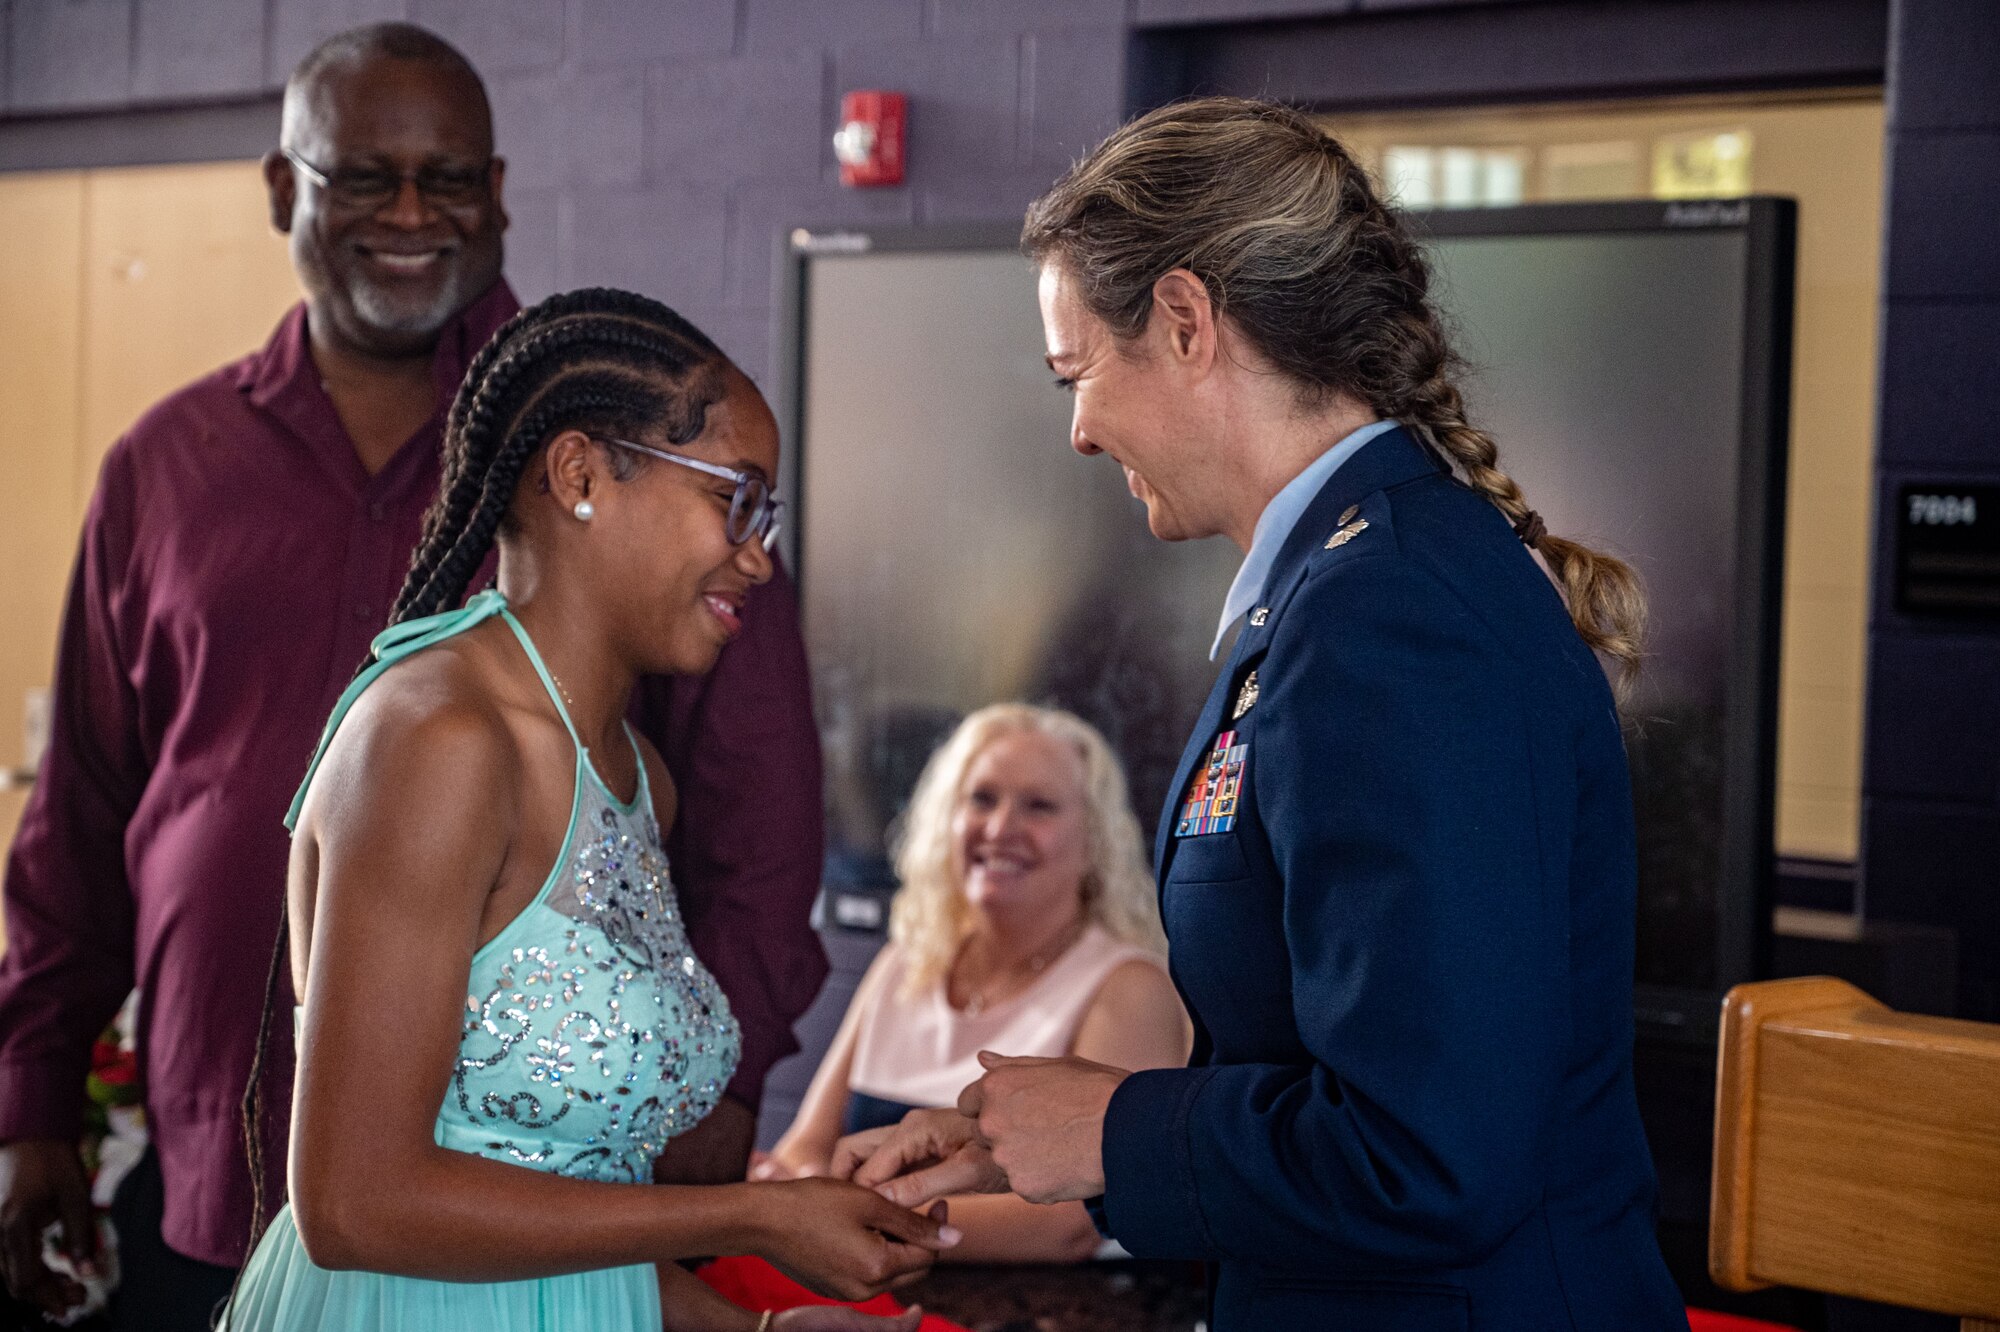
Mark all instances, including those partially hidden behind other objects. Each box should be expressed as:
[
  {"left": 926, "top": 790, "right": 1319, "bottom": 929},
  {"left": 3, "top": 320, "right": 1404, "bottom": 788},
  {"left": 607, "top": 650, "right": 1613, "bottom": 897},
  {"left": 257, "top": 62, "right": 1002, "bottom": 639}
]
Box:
[
  {"left": 0, "top": 171, "right": 86, "bottom": 774},
  {"left": 1778, "top": 791, "right": 1862, "bottom": 865},
  {"left": 1781, "top": 686, "right": 1863, "bottom": 793},
  {"left": 1746, "top": 102, "right": 1877, "bottom": 864},
  {"left": 1781, "top": 591, "right": 1868, "bottom": 696},
  {"left": 1785, "top": 482, "right": 1873, "bottom": 594},
  {"left": 0, "top": 788, "right": 26, "bottom": 951},
  {"left": 1787, "top": 287, "right": 1882, "bottom": 479},
  {"left": 77, "top": 160, "right": 298, "bottom": 509},
  {"left": 1, "top": 161, "right": 299, "bottom": 948}
]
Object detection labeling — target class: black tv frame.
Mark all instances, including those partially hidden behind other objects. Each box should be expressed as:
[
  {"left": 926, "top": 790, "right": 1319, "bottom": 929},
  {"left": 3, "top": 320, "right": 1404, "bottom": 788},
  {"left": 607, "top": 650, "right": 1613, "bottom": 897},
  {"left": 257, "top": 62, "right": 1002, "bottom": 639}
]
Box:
[{"left": 773, "top": 196, "right": 1796, "bottom": 1044}]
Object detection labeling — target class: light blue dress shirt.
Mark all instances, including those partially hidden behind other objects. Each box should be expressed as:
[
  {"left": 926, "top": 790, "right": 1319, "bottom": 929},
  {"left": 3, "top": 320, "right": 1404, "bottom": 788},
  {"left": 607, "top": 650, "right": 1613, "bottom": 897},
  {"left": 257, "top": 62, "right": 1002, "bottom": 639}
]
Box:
[{"left": 1210, "top": 418, "right": 1402, "bottom": 659}]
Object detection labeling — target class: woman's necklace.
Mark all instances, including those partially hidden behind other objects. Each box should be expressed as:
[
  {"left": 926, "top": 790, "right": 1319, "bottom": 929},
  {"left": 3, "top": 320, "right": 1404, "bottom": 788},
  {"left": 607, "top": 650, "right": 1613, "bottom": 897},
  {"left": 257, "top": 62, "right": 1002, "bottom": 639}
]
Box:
[{"left": 956, "top": 916, "right": 1088, "bottom": 1018}]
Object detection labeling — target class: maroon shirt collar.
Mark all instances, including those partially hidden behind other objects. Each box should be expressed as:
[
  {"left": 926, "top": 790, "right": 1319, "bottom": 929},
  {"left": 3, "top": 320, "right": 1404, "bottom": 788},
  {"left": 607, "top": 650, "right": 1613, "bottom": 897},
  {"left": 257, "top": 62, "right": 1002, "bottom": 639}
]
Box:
[{"left": 234, "top": 280, "right": 523, "bottom": 488}]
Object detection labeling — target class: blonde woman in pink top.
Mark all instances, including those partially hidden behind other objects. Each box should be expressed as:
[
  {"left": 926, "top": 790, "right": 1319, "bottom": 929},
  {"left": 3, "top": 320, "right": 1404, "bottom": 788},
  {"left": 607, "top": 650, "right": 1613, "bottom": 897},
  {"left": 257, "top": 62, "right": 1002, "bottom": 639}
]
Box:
[{"left": 758, "top": 705, "right": 1191, "bottom": 1263}]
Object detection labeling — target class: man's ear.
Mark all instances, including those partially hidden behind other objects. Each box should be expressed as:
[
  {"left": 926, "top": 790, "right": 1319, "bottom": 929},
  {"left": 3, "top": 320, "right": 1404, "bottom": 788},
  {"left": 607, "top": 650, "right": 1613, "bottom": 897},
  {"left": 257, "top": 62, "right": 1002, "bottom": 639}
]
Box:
[
  {"left": 1151, "top": 268, "right": 1216, "bottom": 372},
  {"left": 262, "top": 150, "right": 297, "bottom": 234},
  {"left": 489, "top": 156, "right": 510, "bottom": 236}
]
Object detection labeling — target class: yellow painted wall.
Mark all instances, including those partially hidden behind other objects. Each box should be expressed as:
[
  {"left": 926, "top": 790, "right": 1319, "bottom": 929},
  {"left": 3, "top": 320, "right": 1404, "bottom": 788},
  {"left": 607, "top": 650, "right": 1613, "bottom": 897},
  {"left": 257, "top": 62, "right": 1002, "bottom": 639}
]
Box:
[
  {"left": 1324, "top": 93, "right": 1884, "bottom": 864},
  {"left": 0, "top": 173, "right": 88, "bottom": 900},
  {"left": 0, "top": 160, "right": 297, "bottom": 951}
]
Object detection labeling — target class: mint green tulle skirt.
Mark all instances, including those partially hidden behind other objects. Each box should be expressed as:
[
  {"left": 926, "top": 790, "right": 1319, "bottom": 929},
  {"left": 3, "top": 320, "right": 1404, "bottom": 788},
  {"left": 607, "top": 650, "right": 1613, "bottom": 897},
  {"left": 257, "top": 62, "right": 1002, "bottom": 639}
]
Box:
[{"left": 221, "top": 1204, "right": 663, "bottom": 1332}]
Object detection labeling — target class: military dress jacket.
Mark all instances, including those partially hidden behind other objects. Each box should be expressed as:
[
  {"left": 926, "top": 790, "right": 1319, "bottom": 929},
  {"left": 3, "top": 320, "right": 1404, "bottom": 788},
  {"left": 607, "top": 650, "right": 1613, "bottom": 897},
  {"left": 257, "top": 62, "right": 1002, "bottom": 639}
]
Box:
[{"left": 1094, "top": 427, "right": 1687, "bottom": 1331}]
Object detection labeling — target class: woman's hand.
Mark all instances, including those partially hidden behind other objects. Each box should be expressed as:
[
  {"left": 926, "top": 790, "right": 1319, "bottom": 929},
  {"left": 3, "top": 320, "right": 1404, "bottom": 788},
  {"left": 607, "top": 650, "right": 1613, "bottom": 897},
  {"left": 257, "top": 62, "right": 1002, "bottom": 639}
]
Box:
[
  {"left": 772, "top": 1305, "right": 924, "bottom": 1331},
  {"left": 823, "top": 1126, "right": 893, "bottom": 1181},
  {"left": 953, "top": 1053, "right": 1122, "bottom": 1205},
  {"left": 750, "top": 1178, "right": 959, "bottom": 1302},
  {"left": 831, "top": 1108, "right": 1007, "bottom": 1210}
]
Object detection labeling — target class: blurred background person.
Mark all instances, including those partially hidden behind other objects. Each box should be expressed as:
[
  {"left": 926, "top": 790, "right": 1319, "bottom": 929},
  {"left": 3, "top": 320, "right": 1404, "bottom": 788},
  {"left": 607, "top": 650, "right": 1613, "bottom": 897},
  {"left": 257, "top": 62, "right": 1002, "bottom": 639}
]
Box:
[{"left": 758, "top": 704, "right": 1190, "bottom": 1265}]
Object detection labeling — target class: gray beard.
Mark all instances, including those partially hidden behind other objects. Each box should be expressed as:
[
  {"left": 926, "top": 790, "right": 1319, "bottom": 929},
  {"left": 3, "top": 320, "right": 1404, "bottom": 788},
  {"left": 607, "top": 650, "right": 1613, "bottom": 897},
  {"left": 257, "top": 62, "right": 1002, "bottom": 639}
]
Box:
[{"left": 349, "top": 270, "right": 467, "bottom": 341}]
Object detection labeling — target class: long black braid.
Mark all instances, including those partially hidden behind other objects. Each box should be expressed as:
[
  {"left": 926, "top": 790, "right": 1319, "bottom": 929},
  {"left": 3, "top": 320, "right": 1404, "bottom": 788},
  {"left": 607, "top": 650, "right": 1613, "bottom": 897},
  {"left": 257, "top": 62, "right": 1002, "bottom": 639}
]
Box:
[{"left": 228, "top": 289, "right": 727, "bottom": 1318}]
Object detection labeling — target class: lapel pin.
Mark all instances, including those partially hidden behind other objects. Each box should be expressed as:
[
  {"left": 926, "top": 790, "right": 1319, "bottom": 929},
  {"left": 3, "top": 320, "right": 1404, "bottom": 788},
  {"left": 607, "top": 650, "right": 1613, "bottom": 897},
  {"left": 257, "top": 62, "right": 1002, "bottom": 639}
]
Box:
[
  {"left": 1249, "top": 607, "right": 1269, "bottom": 627},
  {"left": 1338, "top": 505, "right": 1359, "bottom": 524}
]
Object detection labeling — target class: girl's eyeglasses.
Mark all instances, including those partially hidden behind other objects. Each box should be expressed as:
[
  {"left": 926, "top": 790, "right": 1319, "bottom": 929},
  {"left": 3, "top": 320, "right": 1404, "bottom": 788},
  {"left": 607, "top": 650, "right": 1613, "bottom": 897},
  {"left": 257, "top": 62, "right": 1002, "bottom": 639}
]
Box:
[{"left": 596, "top": 436, "right": 784, "bottom": 552}]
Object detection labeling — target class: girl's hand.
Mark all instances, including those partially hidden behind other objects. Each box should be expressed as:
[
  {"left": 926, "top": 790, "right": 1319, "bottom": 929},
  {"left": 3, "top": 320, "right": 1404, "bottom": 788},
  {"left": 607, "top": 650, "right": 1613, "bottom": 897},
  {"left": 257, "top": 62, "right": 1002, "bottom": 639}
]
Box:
[
  {"left": 751, "top": 1180, "right": 958, "bottom": 1302},
  {"left": 772, "top": 1304, "right": 924, "bottom": 1331}
]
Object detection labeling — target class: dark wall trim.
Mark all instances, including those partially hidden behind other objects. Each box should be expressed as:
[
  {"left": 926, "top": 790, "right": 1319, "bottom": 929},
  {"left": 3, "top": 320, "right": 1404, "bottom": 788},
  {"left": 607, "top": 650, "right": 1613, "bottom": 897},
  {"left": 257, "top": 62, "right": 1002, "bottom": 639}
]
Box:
[
  {"left": 0, "top": 97, "right": 281, "bottom": 174},
  {"left": 1133, "top": 0, "right": 1887, "bottom": 115}
]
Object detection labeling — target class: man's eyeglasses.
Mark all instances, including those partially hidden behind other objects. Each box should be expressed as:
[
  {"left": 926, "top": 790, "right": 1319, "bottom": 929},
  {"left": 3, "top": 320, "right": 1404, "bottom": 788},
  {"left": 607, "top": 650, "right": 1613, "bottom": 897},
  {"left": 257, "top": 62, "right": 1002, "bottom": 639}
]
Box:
[
  {"left": 598, "top": 436, "right": 784, "bottom": 552},
  {"left": 282, "top": 147, "right": 493, "bottom": 210}
]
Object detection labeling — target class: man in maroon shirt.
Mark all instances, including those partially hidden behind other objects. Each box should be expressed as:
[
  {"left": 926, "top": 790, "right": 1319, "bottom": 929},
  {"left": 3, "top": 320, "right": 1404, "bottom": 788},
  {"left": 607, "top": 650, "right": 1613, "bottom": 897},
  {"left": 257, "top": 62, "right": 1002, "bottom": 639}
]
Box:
[{"left": 0, "top": 25, "right": 827, "bottom": 1329}]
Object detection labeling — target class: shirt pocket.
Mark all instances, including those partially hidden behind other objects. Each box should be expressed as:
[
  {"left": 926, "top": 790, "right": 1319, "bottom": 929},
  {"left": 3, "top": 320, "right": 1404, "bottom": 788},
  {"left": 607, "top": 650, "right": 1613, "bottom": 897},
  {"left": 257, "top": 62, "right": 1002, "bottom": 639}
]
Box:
[{"left": 1166, "top": 830, "right": 1252, "bottom": 884}]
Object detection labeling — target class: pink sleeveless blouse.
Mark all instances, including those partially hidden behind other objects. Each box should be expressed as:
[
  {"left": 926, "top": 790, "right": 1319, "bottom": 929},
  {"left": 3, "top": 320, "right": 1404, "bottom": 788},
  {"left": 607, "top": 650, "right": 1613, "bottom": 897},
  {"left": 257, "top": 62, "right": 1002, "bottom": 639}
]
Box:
[{"left": 848, "top": 924, "right": 1166, "bottom": 1109}]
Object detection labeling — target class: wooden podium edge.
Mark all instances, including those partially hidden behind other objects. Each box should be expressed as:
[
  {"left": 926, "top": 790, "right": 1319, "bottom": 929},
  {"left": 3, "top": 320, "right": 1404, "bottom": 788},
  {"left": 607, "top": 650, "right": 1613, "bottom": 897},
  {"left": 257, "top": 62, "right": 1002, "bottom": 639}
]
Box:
[{"left": 1707, "top": 975, "right": 1882, "bottom": 1292}]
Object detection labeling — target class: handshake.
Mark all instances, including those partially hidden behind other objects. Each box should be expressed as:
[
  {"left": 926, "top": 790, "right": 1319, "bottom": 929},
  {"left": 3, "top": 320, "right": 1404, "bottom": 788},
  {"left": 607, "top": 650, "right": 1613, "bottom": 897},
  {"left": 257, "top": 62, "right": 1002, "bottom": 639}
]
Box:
[{"left": 827, "top": 1052, "right": 1129, "bottom": 1208}]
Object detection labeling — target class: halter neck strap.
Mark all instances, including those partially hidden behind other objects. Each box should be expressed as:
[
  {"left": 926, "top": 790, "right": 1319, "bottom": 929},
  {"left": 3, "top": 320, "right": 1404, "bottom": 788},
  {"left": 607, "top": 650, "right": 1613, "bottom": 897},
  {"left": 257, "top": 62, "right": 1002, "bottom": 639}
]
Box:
[
  {"left": 495, "top": 607, "right": 583, "bottom": 749},
  {"left": 285, "top": 589, "right": 515, "bottom": 830}
]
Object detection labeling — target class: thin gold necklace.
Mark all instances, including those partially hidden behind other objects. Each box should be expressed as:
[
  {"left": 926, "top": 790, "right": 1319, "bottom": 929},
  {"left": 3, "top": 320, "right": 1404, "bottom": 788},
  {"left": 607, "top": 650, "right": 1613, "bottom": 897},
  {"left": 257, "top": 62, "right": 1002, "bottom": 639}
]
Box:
[
  {"left": 957, "top": 916, "right": 1087, "bottom": 1017},
  {"left": 544, "top": 664, "right": 579, "bottom": 717}
]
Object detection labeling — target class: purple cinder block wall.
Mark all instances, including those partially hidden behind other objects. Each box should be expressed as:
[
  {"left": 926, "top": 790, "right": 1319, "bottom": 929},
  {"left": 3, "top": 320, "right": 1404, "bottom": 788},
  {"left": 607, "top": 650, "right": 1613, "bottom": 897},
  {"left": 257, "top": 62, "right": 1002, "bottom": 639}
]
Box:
[
  {"left": 0, "top": 0, "right": 1136, "bottom": 382},
  {"left": 1862, "top": 0, "right": 2000, "bottom": 1020},
  {"left": 0, "top": 0, "right": 1516, "bottom": 366}
]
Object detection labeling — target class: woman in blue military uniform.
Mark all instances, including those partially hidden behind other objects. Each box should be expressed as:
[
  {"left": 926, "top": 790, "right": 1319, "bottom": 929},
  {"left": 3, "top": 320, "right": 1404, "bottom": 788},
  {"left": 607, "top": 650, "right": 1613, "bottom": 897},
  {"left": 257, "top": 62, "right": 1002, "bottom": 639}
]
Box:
[{"left": 836, "top": 97, "right": 1687, "bottom": 1331}]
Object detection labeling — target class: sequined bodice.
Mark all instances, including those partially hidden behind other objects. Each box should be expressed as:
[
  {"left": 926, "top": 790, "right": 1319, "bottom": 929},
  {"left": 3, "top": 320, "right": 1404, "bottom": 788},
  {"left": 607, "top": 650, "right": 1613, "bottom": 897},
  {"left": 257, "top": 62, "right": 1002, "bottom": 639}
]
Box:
[
  {"left": 443, "top": 761, "right": 740, "bottom": 1179},
  {"left": 289, "top": 590, "right": 740, "bottom": 1184}
]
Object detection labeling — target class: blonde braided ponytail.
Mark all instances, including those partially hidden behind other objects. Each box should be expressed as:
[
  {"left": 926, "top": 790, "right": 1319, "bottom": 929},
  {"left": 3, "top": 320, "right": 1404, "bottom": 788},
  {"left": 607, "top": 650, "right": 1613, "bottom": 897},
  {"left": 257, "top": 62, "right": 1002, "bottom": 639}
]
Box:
[{"left": 1405, "top": 369, "right": 1647, "bottom": 687}]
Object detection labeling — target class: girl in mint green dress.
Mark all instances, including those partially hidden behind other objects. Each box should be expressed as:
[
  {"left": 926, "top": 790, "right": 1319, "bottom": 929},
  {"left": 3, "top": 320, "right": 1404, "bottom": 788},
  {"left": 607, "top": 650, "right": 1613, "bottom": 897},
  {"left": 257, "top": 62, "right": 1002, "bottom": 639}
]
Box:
[{"left": 222, "top": 290, "right": 952, "bottom": 1332}]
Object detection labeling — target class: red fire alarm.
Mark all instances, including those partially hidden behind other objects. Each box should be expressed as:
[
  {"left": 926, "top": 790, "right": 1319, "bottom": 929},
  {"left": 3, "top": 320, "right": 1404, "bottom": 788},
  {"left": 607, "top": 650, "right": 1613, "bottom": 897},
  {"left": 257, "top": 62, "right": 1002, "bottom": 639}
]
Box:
[{"left": 833, "top": 90, "right": 907, "bottom": 188}]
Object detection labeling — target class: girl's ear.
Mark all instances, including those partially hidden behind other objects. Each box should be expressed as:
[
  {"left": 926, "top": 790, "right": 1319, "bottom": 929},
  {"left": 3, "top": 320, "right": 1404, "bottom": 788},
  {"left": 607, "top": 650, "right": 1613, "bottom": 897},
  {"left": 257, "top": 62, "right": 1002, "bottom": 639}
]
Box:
[{"left": 542, "top": 430, "right": 600, "bottom": 508}]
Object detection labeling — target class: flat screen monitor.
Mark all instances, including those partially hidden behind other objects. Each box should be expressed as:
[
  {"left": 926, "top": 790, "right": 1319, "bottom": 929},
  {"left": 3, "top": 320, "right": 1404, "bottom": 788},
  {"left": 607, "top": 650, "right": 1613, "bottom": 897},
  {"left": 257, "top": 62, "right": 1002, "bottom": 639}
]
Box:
[{"left": 777, "top": 198, "right": 1794, "bottom": 1038}]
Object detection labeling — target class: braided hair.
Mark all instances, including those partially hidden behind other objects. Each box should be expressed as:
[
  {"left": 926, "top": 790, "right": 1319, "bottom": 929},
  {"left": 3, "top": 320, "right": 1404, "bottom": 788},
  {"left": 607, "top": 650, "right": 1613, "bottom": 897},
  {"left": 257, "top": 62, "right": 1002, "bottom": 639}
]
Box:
[
  {"left": 234, "top": 288, "right": 728, "bottom": 1292},
  {"left": 1022, "top": 96, "right": 1647, "bottom": 691},
  {"left": 396, "top": 286, "right": 725, "bottom": 623}
]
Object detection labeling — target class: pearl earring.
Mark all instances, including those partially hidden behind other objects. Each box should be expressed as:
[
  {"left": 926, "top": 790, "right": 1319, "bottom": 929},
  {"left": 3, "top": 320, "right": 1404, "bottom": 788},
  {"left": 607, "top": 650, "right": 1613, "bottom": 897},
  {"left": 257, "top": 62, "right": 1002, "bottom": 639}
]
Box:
[{"left": 573, "top": 500, "right": 595, "bottom": 522}]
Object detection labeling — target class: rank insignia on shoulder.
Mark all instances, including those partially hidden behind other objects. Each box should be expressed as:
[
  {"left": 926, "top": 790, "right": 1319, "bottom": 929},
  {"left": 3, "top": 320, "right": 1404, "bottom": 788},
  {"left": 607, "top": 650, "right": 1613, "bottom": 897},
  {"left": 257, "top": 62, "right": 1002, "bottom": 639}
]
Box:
[
  {"left": 1232, "top": 668, "right": 1259, "bottom": 720},
  {"left": 1325, "top": 516, "right": 1369, "bottom": 549}
]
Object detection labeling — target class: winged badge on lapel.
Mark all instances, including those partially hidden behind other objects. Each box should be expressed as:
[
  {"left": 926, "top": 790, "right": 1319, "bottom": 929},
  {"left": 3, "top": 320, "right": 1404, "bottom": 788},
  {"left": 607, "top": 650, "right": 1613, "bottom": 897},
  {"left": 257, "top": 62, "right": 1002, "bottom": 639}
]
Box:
[
  {"left": 1325, "top": 504, "right": 1369, "bottom": 550},
  {"left": 1232, "top": 670, "right": 1259, "bottom": 721}
]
